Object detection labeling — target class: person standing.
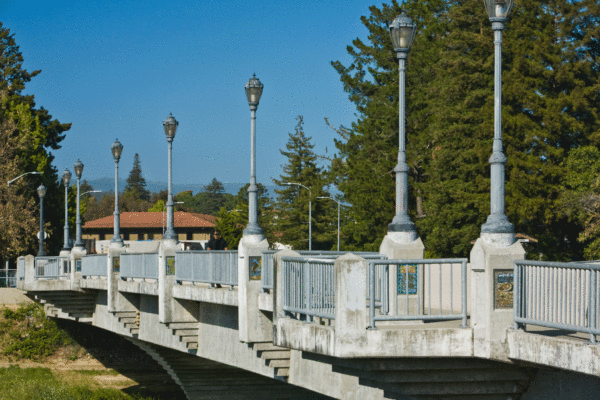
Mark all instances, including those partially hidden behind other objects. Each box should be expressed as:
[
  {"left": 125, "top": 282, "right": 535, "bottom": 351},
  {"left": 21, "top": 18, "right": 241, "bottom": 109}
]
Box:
[{"left": 207, "top": 230, "right": 228, "bottom": 250}]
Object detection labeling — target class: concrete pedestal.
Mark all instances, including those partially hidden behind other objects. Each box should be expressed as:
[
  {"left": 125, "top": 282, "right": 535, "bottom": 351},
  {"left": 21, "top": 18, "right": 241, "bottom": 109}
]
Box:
[
  {"left": 380, "top": 234, "right": 425, "bottom": 317},
  {"left": 107, "top": 243, "right": 126, "bottom": 313},
  {"left": 470, "top": 237, "right": 524, "bottom": 360},
  {"left": 70, "top": 247, "right": 86, "bottom": 291},
  {"left": 159, "top": 239, "right": 179, "bottom": 323},
  {"left": 238, "top": 234, "right": 269, "bottom": 343}
]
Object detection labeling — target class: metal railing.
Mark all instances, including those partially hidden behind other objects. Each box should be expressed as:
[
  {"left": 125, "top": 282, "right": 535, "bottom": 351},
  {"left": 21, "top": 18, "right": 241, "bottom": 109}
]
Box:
[
  {"left": 120, "top": 253, "right": 159, "bottom": 281},
  {"left": 0, "top": 270, "right": 17, "bottom": 288},
  {"left": 514, "top": 260, "right": 599, "bottom": 343},
  {"left": 175, "top": 251, "right": 238, "bottom": 288},
  {"left": 34, "top": 256, "right": 69, "bottom": 279},
  {"left": 368, "top": 259, "right": 468, "bottom": 329},
  {"left": 81, "top": 254, "right": 108, "bottom": 278},
  {"left": 18, "top": 258, "right": 25, "bottom": 281},
  {"left": 281, "top": 257, "right": 336, "bottom": 320},
  {"left": 261, "top": 250, "right": 383, "bottom": 293}
]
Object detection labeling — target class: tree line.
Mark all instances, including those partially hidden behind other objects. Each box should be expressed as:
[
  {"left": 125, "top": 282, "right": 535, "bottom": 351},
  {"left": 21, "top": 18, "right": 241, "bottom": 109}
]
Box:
[{"left": 2, "top": 0, "right": 600, "bottom": 260}]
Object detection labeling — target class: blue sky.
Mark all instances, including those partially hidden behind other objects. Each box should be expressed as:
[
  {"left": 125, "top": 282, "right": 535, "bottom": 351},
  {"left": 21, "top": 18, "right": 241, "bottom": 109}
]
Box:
[{"left": 3, "top": 0, "right": 391, "bottom": 188}]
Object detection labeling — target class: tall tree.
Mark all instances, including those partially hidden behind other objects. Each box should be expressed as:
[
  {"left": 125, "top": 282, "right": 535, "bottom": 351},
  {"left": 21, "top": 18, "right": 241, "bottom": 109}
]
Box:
[
  {"left": 273, "top": 116, "right": 336, "bottom": 250},
  {"left": 331, "top": 0, "right": 600, "bottom": 259},
  {"left": 0, "top": 23, "right": 71, "bottom": 257},
  {"left": 125, "top": 153, "right": 150, "bottom": 201},
  {"left": 195, "top": 178, "right": 233, "bottom": 216}
]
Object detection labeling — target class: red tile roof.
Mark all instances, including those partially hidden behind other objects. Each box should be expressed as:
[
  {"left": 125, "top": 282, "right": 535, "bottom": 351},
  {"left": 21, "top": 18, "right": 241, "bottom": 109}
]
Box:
[{"left": 83, "top": 212, "right": 216, "bottom": 229}]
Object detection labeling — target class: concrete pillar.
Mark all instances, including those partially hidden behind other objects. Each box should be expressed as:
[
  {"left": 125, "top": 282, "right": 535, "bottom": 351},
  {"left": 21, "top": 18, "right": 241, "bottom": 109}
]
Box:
[
  {"left": 470, "top": 238, "right": 524, "bottom": 360},
  {"left": 379, "top": 234, "right": 425, "bottom": 316},
  {"left": 107, "top": 244, "right": 126, "bottom": 313},
  {"left": 70, "top": 247, "right": 86, "bottom": 291},
  {"left": 238, "top": 234, "right": 269, "bottom": 343},
  {"left": 334, "top": 253, "right": 369, "bottom": 344},
  {"left": 18, "top": 255, "right": 35, "bottom": 290},
  {"left": 273, "top": 249, "right": 301, "bottom": 328},
  {"left": 159, "top": 240, "right": 179, "bottom": 323}
]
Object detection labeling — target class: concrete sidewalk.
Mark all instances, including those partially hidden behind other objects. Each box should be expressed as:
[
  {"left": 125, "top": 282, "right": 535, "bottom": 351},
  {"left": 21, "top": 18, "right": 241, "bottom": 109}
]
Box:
[{"left": 0, "top": 288, "right": 32, "bottom": 305}]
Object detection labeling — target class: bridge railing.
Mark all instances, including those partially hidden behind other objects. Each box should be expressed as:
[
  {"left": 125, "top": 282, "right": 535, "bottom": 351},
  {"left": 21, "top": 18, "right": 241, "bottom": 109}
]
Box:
[
  {"left": 175, "top": 251, "right": 238, "bottom": 288},
  {"left": 120, "top": 253, "right": 159, "bottom": 281},
  {"left": 514, "top": 260, "right": 599, "bottom": 343},
  {"left": 368, "top": 259, "right": 468, "bottom": 329},
  {"left": 81, "top": 254, "right": 108, "bottom": 278},
  {"left": 281, "top": 257, "right": 336, "bottom": 320},
  {"left": 261, "top": 250, "right": 382, "bottom": 293},
  {"left": 0, "top": 269, "right": 17, "bottom": 288},
  {"left": 34, "top": 256, "right": 69, "bottom": 279}
]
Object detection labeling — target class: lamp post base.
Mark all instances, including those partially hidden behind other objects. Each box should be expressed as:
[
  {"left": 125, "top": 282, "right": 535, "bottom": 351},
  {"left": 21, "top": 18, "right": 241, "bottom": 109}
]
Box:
[
  {"left": 243, "top": 223, "right": 264, "bottom": 237},
  {"left": 388, "top": 215, "right": 418, "bottom": 243},
  {"left": 110, "top": 237, "right": 124, "bottom": 248},
  {"left": 162, "top": 229, "right": 178, "bottom": 242}
]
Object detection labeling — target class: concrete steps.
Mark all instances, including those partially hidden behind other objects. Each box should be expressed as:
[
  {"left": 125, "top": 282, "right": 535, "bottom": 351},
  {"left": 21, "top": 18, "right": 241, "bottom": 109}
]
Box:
[
  {"left": 252, "top": 341, "right": 291, "bottom": 381},
  {"left": 114, "top": 310, "right": 140, "bottom": 337},
  {"left": 325, "top": 356, "right": 534, "bottom": 399},
  {"left": 167, "top": 322, "right": 199, "bottom": 351},
  {"left": 29, "top": 290, "right": 96, "bottom": 323}
]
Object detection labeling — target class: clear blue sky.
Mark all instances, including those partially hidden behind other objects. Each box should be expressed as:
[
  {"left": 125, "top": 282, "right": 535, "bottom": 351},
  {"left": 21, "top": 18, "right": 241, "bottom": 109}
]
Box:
[{"left": 3, "top": 0, "right": 392, "bottom": 188}]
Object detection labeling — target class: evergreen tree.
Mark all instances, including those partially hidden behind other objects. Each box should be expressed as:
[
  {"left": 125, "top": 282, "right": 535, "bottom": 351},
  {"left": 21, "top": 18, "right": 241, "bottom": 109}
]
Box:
[
  {"left": 274, "top": 116, "right": 336, "bottom": 250},
  {"left": 125, "top": 153, "right": 150, "bottom": 201},
  {"left": 331, "top": 0, "right": 600, "bottom": 258},
  {"left": 0, "top": 23, "right": 71, "bottom": 257},
  {"left": 196, "top": 178, "right": 231, "bottom": 216}
]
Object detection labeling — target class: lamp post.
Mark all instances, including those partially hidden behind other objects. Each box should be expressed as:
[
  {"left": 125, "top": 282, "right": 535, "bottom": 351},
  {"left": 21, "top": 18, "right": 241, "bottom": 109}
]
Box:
[
  {"left": 37, "top": 184, "right": 46, "bottom": 256},
  {"left": 111, "top": 140, "right": 124, "bottom": 246},
  {"left": 163, "top": 202, "right": 184, "bottom": 236},
  {"left": 388, "top": 12, "right": 417, "bottom": 242},
  {"left": 243, "top": 74, "right": 264, "bottom": 237},
  {"left": 162, "top": 114, "right": 179, "bottom": 242},
  {"left": 285, "top": 182, "right": 311, "bottom": 250},
  {"left": 481, "top": 0, "right": 514, "bottom": 245},
  {"left": 62, "top": 169, "right": 72, "bottom": 252},
  {"left": 7, "top": 171, "right": 42, "bottom": 186},
  {"left": 317, "top": 196, "right": 340, "bottom": 251},
  {"left": 73, "top": 160, "right": 85, "bottom": 250}
]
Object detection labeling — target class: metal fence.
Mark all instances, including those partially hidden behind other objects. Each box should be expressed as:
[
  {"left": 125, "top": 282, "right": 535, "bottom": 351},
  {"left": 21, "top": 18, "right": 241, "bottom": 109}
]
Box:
[
  {"left": 0, "top": 270, "right": 17, "bottom": 288},
  {"left": 281, "top": 257, "right": 336, "bottom": 320},
  {"left": 81, "top": 254, "right": 108, "bottom": 278},
  {"left": 34, "top": 256, "right": 69, "bottom": 279},
  {"left": 120, "top": 253, "right": 159, "bottom": 281},
  {"left": 175, "top": 251, "right": 238, "bottom": 288},
  {"left": 367, "top": 259, "right": 468, "bottom": 329},
  {"left": 514, "top": 260, "right": 599, "bottom": 343},
  {"left": 261, "top": 250, "right": 383, "bottom": 293}
]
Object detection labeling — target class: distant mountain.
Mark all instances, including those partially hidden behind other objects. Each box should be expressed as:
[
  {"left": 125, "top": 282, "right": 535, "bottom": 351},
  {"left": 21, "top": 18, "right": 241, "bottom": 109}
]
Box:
[{"left": 85, "top": 178, "right": 278, "bottom": 198}]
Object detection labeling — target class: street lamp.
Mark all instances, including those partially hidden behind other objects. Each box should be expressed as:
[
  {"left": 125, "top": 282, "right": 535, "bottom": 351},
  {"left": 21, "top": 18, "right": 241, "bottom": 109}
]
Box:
[
  {"left": 285, "top": 182, "right": 311, "bottom": 250},
  {"left": 7, "top": 171, "right": 42, "bottom": 186},
  {"left": 243, "top": 74, "right": 264, "bottom": 237},
  {"left": 481, "top": 0, "right": 515, "bottom": 245},
  {"left": 61, "top": 169, "right": 72, "bottom": 252},
  {"left": 163, "top": 202, "right": 183, "bottom": 236},
  {"left": 388, "top": 12, "right": 418, "bottom": 242},
  {"left": 73, "top": 160, "right": 85, "bottom": 250},
  {"left": 111, "top": 139, "right": 124, "bottom": 246},
  {"left": 318, "top": 196, "right": 341, "bottom": 251},
  {"left": 37, "top": 184, "right": 46, "bottom": 256},
  {"left": 162, "top": 114, "right": 179, "bottom": 242}
]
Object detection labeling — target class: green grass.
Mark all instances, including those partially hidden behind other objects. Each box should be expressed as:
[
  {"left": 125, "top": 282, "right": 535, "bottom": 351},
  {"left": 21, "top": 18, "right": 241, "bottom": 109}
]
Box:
[{"left": 0, "top": 366, "right": 159, "bottom": 400}]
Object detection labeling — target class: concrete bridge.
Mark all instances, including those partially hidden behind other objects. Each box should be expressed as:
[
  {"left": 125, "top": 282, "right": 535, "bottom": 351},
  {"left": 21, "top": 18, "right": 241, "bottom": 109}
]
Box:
[{"left": 16, "top": 236, "right": 600, "bottom": 399}]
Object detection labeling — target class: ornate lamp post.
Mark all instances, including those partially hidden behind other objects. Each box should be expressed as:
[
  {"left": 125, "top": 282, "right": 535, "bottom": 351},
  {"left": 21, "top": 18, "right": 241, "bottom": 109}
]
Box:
[
  {"left": 62, "top": 169, "right": 72, "bottom": 252},
  {"left": 388, "top": 12, "right": 417, "bottom": 242},
  {"left": 243, "top": 74, "right": 264, "bottom": 237},
  {"left": 481, "top": 0, "right": 514, "bottom": 245},
  {"left": 111, "top": 139, "right": 124, "bottom": 246},
  {"left": 162, "top": 114, "right": 179, "bottom": 242},
  {"left": 73, "top": 160, "right": 85, "bottom": 250},
  {"left": 37, "top": 184, "right": 46, "bottom": 256}
]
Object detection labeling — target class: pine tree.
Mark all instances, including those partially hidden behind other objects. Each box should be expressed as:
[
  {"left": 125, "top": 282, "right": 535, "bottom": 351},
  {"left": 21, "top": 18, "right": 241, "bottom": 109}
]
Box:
[
  {"left": 331, "top": 0, "right": 600, "bottom": 258},
  {"left": 125, "top": 153, "right": 150, "bottom": 201},
  {"left": 273, "top": 116, "right": 336, "bottom": 250},
  {"left": 196, "top": 178, "right": 229, "bottom": 216},
  {"left": 0, "top": 23, "right": 71, "bottom": 257}
]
